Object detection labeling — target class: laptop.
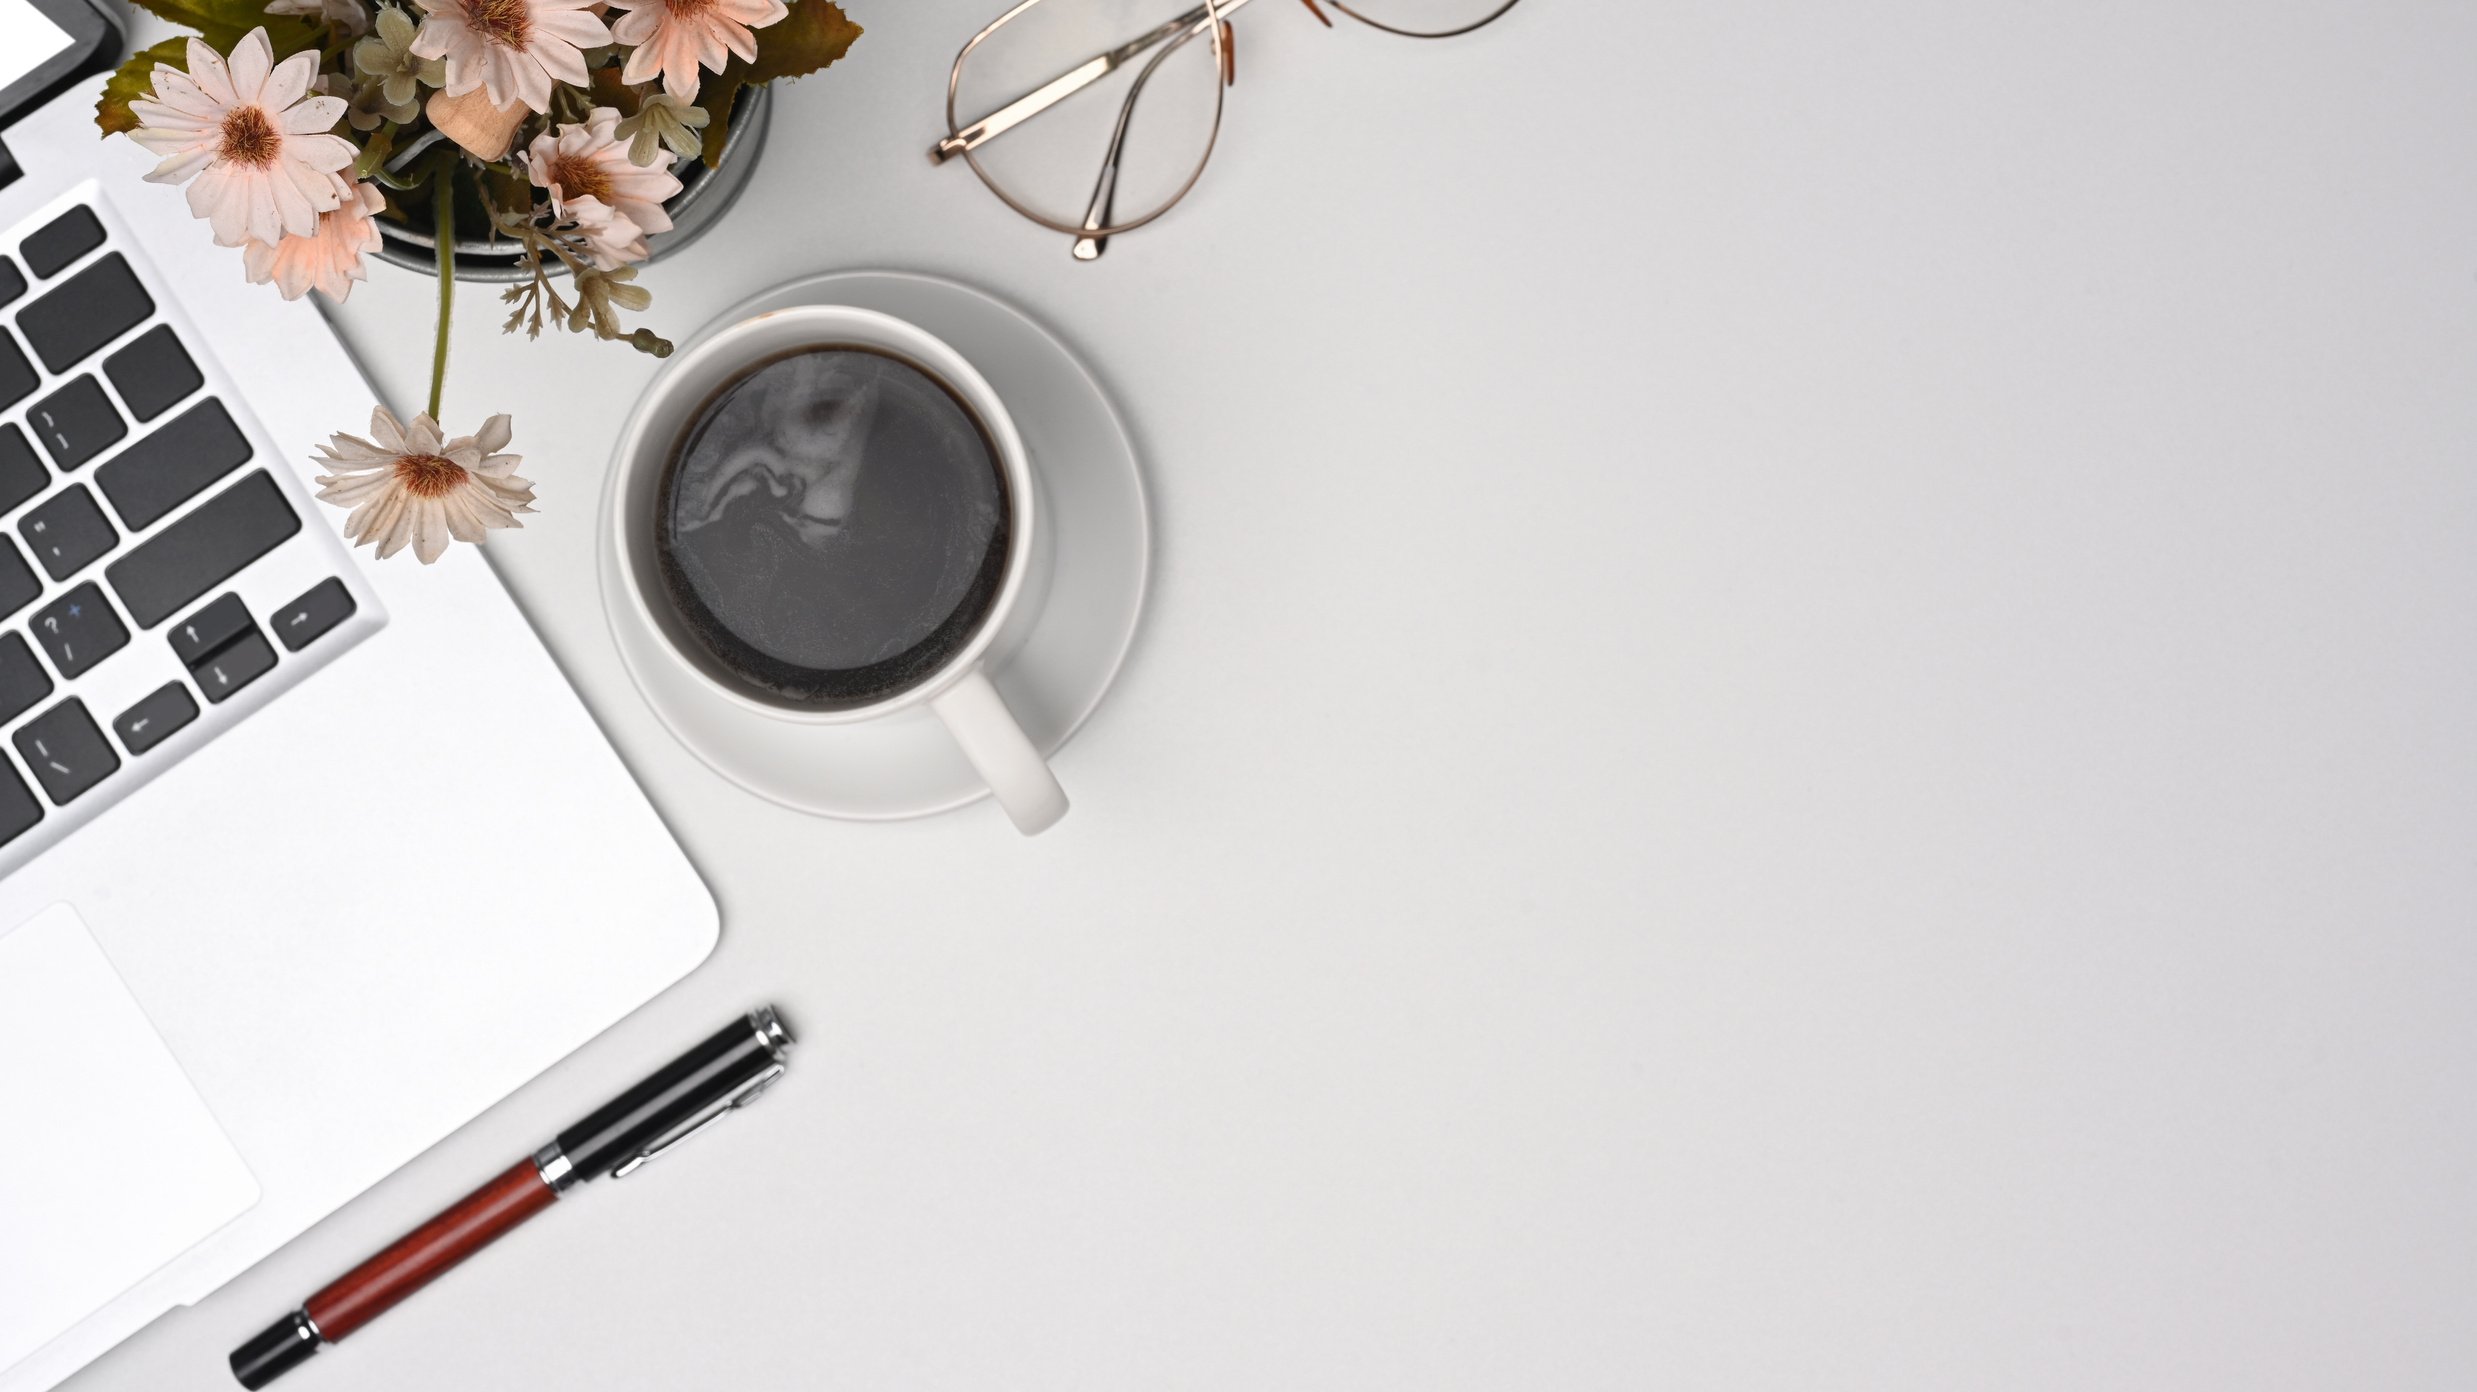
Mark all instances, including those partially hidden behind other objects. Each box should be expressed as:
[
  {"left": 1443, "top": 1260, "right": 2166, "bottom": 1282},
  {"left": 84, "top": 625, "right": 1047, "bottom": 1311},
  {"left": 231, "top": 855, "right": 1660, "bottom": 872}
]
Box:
[{"left": 0, "top": 4, "right": 720, "bottom": 1388}]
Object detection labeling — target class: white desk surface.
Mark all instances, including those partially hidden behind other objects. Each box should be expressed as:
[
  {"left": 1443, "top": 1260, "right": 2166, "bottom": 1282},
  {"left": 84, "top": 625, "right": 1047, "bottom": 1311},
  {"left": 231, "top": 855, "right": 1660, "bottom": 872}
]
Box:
[{"left": 68, "top": 4, "right": 2477, "bottom": 1388}]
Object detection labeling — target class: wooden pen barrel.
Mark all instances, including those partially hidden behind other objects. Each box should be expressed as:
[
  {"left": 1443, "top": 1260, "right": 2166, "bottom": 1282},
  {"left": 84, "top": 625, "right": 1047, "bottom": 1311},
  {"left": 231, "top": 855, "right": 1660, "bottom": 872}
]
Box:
[{"left": 305, "top": 1159, "right": 558, "bottom": 1341}]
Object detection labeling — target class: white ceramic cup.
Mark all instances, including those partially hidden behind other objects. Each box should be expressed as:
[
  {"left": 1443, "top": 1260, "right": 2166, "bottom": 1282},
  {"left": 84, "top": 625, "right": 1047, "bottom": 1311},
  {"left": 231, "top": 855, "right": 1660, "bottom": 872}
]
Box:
[{"left": 607, "top": 305, "right": 1069, "bottom": 834}]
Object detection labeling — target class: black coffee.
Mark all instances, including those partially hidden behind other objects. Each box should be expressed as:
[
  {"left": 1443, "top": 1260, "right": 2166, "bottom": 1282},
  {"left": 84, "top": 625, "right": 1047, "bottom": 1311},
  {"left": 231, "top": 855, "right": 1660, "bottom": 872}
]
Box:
[{"left": 655, "top": 345, "right": 1010, "bottom": 709}]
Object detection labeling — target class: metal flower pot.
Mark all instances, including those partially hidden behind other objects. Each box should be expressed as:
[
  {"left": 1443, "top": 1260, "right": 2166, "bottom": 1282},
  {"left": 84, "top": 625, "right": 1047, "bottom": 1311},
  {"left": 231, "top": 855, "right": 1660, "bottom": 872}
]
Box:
[{"left": 374, "top": 85, "right": 771, "bottom": 284}]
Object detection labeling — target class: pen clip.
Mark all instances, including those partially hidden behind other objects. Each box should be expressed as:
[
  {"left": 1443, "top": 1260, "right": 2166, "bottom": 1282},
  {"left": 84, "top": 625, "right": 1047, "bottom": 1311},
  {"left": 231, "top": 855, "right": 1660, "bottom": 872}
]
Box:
[{"left": 609, "top": 1061, "right": 787, "bottom": 1180}]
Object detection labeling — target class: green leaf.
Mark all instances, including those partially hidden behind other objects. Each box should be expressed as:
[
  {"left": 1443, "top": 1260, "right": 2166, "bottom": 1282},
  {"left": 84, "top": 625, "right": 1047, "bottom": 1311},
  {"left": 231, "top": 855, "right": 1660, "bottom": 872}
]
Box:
[
  {"left": 122, "top": 0, "right": 321, "bottom": 58},
  {"left": 737, "top": 0, "right": 861, "bottom": 86},
  {"left": 699, "top": 81, "right": 739, "bottom": 168},
  {"left": 353, "top": 125, "right": 396, "bottom": 178},
  {"left": 698, "top": 0, "right": 860, "bottom": 167},
  {"left": 95, "top": 39, "right": 189, "bottom": 136}
]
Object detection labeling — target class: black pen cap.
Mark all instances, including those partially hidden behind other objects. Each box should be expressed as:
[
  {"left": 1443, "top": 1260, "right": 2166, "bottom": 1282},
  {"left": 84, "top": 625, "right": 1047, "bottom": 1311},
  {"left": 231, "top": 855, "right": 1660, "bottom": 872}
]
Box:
[
  {"left": 554, "top": 1006, "right": 793, "bottom": 1181},
  {"left": 229, "top": 1309, "right": 323, "bottom": 1389}
]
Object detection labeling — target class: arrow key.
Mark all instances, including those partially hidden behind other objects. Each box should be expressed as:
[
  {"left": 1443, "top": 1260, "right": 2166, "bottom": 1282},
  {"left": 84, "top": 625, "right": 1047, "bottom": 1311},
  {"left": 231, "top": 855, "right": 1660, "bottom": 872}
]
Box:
[
  {"left": 113, "top": 682, "right": 197, "bottom": 755},
  {"left": 192, "top": 628, "right": 275, "bottom": 704},
  {"left": 168, "top": 592, "right": 251, "bottom": 667},
  {"left": 273, "top": 577, "right": 354, "bottom": 653}
]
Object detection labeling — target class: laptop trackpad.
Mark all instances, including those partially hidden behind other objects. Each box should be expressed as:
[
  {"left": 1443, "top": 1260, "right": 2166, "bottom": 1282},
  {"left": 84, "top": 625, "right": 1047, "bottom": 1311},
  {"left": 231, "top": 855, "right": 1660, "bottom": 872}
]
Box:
[{"left": 0, "top": 904, "right": 259, "bottom": 1375}]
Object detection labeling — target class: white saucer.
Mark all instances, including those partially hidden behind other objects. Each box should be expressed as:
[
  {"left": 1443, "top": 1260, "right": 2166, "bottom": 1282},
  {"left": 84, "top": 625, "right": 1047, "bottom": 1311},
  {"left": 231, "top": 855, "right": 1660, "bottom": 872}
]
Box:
[{"left": 596, "top": 270, "right": 1149, "bottom": 821}]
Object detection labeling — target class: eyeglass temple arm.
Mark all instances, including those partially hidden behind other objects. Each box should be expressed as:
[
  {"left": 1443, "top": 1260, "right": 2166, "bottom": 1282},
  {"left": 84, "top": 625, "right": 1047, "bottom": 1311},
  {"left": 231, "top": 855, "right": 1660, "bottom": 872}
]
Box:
[
  {"left": 931, "top": 0, "right": 1250, "bottom": 163},
  {"left": 1070, "top": 17, "right": 1214, "bottom": 259}
]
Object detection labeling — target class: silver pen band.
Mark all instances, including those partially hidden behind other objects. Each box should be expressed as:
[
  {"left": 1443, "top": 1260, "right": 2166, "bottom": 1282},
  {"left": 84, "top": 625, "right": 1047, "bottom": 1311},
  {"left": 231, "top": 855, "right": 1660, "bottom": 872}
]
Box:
[{"left": 532, "top": 1140, "right": 578, "bottom": 1194}]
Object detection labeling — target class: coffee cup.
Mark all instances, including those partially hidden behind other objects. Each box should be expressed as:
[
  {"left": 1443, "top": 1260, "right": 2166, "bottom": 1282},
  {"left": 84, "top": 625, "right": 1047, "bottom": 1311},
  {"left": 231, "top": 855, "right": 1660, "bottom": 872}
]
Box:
[{"left": 608, "top": 305, "right": 1069, "bottom": 834}]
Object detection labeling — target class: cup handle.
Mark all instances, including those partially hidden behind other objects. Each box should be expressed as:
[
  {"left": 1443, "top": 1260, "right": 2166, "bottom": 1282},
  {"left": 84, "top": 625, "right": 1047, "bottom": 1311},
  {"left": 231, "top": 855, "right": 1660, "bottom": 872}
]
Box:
[{"left": 929, "top": 666, "right": 1069, "bottom": 835}]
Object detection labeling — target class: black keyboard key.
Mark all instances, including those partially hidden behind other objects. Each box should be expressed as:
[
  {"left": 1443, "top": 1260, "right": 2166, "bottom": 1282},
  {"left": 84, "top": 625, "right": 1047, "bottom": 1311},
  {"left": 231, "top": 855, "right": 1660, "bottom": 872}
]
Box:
[
  {"left": 0, "top": 257, "right": 23, "bottom": 309},
  {"left": 103, "top": 326, "right": 203, "bottom": 423},
  {"left": 0, "top": 331, "right": 32, "bottom": 414},
  {"left": 192, "top": 627, "right": 275, "bottom": 703},
  {"left": 27, "top": 376, "right": 125, "bottom": 471},
  {"left": 0, "top": 633, "right": 52, "bottom": 725},
  {"left": 30, "top": 583, "right": 127, "bottom": 681},
  {"left": 0, "top": 539, "right": 37, "bottom": 623},
  {"left": 273, "top": 578, "right": 354, "bottom": 652},
  {"left": 14, "top": 698, "right": 117, "bottom": 804},
  {"left": 21, "top": 207, "right": 104, "bottom": 278},
  {"left": 104, "top": 471, "right": 299, "bottom": 628},
  {"left": 168, "top": 592, "right": 252, "bottom": 666},
  {"left": 95, "top": 398, "right": 251, "bottom": 531},
  {"left": 115, "top": 682, "right": 197, "bottom": 754},
  {"left": 17, "top": 254, "right": 153, "bottom": 375},
  {"left": 0, "top": 426, "right": 45, "bottom": 517},
  {"left": 20, "top": 485, "right": 116, "bottom": 581},
  {"left": 0, "top": 756, "right": 40, "bottom": 847}
]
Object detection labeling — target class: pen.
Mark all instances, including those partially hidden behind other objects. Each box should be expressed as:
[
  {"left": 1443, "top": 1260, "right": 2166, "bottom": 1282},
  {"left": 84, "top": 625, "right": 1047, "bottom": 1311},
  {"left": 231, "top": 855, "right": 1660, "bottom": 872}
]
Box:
[{"left": 227, "top": 1006, "right": 794, "bottom": 1388}]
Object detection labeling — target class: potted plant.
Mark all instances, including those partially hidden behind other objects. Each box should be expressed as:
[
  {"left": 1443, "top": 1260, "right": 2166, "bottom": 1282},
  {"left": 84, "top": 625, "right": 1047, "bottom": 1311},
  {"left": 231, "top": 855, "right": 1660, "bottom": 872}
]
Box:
[{"left": 93, "top": 0, "right": 860, "bottom": 561}]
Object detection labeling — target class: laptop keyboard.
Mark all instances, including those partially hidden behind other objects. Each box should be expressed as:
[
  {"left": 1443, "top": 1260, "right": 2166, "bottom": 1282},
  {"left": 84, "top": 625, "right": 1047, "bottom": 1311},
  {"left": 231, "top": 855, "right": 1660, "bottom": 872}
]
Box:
[{"left": 0, "top": 196, "right": 379, "bottom": 864}]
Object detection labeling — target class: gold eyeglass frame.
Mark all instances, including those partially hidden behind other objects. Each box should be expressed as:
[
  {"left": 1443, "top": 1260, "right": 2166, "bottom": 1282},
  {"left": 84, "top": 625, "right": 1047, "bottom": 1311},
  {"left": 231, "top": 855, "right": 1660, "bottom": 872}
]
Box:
[{"left": 932, "top": 0, "right": 1525, "bottom": 259}]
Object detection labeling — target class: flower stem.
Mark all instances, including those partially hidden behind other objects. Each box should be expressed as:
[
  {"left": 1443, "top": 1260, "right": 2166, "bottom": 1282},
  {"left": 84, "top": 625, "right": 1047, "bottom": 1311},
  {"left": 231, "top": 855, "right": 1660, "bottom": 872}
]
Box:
[{"left": 428, "top": 161, "right": 455, "bottom": 421}]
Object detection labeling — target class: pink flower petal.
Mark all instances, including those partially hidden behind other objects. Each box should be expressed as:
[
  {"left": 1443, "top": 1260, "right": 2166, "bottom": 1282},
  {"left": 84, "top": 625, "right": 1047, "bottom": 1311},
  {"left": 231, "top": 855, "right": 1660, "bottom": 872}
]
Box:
[
  {"left": 127, "top": 120, "right": 204, "bottom": 155},
  {"left": 227, "top": 28, "right": 275, "bottom": 104},
  {"left": 533, "top": 7, "right": 612, "bottom": 46},
  {"left": 269, "top": 170, "right": 315, "bottom": 239},
  {"left": 146, "top": 68, "right": 225, "bottom": 119},
  {"left": 610, "top": 8, "right": 656, "bottom": 44},
  {"left": 185, "top": 37, "right": 235, "bottom": 104},
  {"left": 282, "top": 93, "right": 349, "bottom": 134},
  {"left": 618, "top": 40, "right": 662, "bottom": 86},
  {"left": 190, "top": 167, "right": 244, "bottom": 245},
  {"left": 511, "top": 54, "right": 553, "bottom": 112},
  {"left": 143, "top": 145, "right": 217, "bottom": 184},
  {"left": 532, "top": 36, "right": 591, "bottom": 87},
  {"left": 261, "top": 48, "right": 318, "bottom": 110},
  {"left": 291, "top": 132, "right": 359, "bottom": 175},
  {"left": 244, "top": 174, "right": 284, "bottom": 246}
]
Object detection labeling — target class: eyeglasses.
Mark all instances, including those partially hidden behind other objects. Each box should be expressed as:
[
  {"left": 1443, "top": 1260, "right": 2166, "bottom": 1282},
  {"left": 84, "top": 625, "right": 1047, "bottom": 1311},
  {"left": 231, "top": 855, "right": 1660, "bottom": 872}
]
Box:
[{"left": 931, "top": 0, "right": 1524, "bottom": 260}]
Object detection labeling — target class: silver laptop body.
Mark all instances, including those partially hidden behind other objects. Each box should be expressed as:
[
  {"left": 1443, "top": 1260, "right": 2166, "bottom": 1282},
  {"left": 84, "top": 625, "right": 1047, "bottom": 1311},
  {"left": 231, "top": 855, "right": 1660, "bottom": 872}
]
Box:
[{"left": 0, "top": 14, "right": 719, "bottom": 1390}]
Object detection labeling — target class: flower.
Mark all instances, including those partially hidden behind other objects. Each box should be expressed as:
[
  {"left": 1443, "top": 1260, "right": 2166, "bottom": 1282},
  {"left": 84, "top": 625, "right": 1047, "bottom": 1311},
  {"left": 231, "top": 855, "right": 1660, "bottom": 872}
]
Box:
[
  {"left": 523, "top": 108, "right": 681, "bottom": 268},
  {"left": 615, "top": 92, "right": 709, "bottom": 165},
  {"left": 316, "top": 71, "right": 408, "bottom": 133},
  {"left": 350, "top": 6, "right": 445, "bottom": 119},
  {"left": 266, "top": 0, "right": 374, "bottom": 36},
  {"left": 566, "top": 262, "right": 653, "bottom": 339},
  {"left": 606, "top": 0, "right": 787, "bottom": 103},
  {"left": 244, "top": 181, "right": 384, "bottom": 301},
  {"left": 314, "top": 408, "right": 535, "bottom": 564},
  {"left": 127, "top": 30, "right": 356, "bottom": 248},
  {"left": 558, "top": 195, "right": 650, "bottom": 269},
  {"left": 410, "top": 0, "right": 609, "bottom": 114}
]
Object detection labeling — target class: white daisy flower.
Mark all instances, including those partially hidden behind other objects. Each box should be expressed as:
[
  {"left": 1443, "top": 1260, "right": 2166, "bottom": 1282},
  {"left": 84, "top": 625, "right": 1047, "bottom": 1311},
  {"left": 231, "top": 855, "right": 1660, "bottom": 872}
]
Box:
[
  {"left": 523, "top": 108, "right": 682, "bottom": 269},
  {"left": 314, "top": 408, "right": 536, "bottom": 564},
  {"left": 127, "top": 29, "right": 356, "bottom": 248},
  {"left": 410, "top": 0, "right": 610, "bottom": 115},
  {"left": 244, "top": 181, "right": 385, "bottom": 302},
  {"left": 606, "top": 0, "right": 787, "bottom": 103}
]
